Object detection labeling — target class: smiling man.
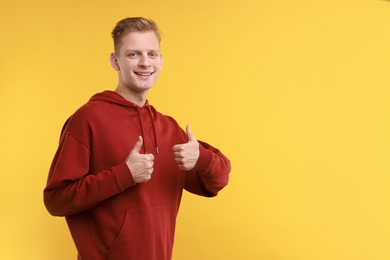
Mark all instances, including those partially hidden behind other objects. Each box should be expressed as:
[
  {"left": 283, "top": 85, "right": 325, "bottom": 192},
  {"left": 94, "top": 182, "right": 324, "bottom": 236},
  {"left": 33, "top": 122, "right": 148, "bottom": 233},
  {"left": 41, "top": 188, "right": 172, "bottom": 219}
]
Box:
[
  {"left": 110, "top": 27, "right": 162, "bottom": 106},
  {"left": 44, "top": 17, "right": 231, "bottom": 260}
]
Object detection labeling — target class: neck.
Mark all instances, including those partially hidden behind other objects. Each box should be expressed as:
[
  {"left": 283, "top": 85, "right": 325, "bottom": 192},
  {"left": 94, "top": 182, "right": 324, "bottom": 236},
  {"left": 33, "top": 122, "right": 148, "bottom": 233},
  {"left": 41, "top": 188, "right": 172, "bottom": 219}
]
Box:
[{"left": 115, "top": 87, "right": 148, "bottom": 106}]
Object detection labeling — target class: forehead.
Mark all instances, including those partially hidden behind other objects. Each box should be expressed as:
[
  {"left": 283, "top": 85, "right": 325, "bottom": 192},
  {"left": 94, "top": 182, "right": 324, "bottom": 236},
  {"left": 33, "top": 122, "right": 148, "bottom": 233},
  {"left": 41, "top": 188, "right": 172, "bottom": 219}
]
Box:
[{"left": 119, "top": 31, "right": 160, "bottom": 52}]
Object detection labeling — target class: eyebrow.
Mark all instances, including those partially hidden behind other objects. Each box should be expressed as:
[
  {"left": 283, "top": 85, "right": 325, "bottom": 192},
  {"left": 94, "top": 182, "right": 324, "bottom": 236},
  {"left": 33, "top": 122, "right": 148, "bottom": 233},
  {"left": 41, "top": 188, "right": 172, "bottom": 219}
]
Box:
[{"left": 125, "top": 49, "right": 160, "bottom": 52}]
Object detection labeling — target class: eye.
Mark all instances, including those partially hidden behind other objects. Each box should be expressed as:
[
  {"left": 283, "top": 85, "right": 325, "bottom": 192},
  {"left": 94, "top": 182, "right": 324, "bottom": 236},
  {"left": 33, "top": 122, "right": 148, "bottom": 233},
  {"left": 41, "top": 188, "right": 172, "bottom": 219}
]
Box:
[
  {"left": 149, "top": 52, "right": 160, "bottom": 58},
  {"left": 127, "top": 52, "right": 138, "bottom": 58}
]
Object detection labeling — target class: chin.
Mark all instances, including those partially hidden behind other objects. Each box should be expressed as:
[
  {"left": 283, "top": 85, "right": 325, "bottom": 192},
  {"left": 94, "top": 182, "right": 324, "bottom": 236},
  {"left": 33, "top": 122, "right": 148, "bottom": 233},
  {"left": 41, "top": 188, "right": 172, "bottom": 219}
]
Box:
[
  {"left": 136, "top": 85, "right": 153, "bottom": 91},
  {"left": 140, "top": 81, "right": 157, "bottom": 89}
]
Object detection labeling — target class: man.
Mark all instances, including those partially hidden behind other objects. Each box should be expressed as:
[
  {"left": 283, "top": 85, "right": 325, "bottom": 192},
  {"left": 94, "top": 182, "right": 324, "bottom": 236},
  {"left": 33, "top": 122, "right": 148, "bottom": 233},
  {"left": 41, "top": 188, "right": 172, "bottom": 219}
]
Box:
[{"left": 44, "top": 17, "right": 231, "bottom": 260}]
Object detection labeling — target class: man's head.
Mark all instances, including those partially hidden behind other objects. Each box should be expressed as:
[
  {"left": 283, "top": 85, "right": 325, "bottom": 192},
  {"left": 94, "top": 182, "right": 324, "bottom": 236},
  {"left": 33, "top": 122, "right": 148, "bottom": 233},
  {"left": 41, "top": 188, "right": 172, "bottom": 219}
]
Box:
[
  {"left": 112, "top": 17, "right": 161, "bottom": 55},
  {"left": 110, "top": 17, "right": 163, "bottom": 101}
]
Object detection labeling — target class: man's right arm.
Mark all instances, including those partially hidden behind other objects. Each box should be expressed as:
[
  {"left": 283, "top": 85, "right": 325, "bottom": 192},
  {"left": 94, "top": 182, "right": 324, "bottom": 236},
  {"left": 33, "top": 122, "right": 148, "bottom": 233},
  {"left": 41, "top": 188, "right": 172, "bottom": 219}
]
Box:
[{"left": 43, "top": 133, "right": 136, "bottom": 216}]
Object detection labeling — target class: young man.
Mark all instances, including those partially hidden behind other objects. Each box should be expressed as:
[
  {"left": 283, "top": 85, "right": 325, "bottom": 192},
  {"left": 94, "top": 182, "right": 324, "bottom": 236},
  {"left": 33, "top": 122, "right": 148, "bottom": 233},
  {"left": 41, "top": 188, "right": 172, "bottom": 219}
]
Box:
[{"left": 44, "top": 17, "right": 231, "bottom": 260}]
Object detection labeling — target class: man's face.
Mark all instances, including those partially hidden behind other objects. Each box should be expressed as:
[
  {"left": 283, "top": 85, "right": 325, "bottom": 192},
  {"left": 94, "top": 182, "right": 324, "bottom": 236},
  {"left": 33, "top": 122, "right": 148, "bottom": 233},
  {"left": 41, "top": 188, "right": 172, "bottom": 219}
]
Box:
[{"left": 112, "top": 31, "right": 163, "bottom": 93}]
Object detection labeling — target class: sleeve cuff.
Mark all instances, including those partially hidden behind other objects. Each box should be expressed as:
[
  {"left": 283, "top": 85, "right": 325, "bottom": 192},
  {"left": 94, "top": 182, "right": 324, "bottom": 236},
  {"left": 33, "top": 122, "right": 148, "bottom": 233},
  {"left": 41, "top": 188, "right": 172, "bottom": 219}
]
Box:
[
  {"left": 112, "top": 162, "right": 136, "bottom": 191},
  {"left": 193, "top": 143, "right": 212, "bottom": 172}
]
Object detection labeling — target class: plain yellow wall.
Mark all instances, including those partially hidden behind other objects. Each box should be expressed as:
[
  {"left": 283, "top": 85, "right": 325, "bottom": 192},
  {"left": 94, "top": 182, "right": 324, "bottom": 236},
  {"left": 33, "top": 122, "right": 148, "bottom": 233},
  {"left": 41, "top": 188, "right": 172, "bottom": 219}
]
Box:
[{"left": 1, "top": 0, "right": 390, "bottom": 259}]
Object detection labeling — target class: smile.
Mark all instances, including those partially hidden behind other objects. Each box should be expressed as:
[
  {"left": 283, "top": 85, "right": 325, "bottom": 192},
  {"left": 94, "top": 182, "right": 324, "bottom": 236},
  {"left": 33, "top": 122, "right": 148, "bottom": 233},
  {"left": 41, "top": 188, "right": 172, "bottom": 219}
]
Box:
[{"left": 134, "top": 72, "right": 154, "bottom": 76}]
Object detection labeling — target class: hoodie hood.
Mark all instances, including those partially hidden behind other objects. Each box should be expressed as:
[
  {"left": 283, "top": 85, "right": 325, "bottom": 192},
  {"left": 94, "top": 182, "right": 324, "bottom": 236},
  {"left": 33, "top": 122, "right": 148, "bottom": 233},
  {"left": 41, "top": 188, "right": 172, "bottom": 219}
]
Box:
[
  {"left": 90, "top": 90, "right": 159, "bottom": 154},
  {"left": 90, "top": 90, "right": 148, "bottom": 108}
]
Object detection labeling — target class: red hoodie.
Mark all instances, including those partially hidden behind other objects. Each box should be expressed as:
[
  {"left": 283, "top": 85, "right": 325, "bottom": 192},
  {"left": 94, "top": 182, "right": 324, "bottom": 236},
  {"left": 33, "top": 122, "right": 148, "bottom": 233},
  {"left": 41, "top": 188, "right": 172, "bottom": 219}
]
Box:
[{"left": 44, "top": 91, "right": 231, "bottom": 260}]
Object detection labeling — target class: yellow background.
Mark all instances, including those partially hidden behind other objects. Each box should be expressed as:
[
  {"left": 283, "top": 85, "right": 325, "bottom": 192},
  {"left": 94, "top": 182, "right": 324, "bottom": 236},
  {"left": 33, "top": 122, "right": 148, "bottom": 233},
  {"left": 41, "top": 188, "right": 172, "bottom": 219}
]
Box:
[{"left": 1, "top": 0, "right": 390, "bottom": 259}]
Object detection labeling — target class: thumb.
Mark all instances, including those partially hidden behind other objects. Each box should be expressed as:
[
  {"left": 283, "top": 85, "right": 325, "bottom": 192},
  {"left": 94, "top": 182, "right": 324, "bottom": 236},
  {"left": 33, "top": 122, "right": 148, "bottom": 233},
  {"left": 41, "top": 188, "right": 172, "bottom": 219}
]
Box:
[
  {"left": 186, "top": 124, "right": 196, "bottom": 142},
  {"left": 132, "top": 136, "right": 143, "bottom": 153}
]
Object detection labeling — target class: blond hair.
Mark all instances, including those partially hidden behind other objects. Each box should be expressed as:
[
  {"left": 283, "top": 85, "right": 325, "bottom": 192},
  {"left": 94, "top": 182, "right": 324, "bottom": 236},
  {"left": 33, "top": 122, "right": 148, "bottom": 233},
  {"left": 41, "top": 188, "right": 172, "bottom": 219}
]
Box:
[{"left": 111, "top": 17, "right": 161, "bottom": 54}]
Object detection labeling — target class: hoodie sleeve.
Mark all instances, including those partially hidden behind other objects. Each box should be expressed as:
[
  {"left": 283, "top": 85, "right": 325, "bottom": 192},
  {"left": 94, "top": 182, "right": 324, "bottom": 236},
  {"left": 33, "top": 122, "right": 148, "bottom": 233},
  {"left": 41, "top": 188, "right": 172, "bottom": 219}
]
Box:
[
  {"left": 44, "top": 132, "right": 136, "bottom": 217},
  {"left": 184, "top": 141, "right": 231, "bottom": 197}
]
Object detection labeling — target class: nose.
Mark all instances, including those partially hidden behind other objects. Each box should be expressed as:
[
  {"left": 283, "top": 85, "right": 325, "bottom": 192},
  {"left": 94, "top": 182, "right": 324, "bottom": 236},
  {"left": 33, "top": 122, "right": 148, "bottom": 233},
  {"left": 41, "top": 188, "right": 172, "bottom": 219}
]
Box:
[{"left": 138, "top": 54, "right": 151, "bottom": 68}]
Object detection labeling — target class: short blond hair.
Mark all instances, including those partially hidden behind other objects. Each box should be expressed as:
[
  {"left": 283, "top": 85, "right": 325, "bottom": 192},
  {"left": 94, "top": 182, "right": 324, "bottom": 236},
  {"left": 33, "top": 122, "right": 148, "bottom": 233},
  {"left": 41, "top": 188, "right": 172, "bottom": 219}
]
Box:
[{"left": 111, "top": 17, "right": 161, "bottom": 54}]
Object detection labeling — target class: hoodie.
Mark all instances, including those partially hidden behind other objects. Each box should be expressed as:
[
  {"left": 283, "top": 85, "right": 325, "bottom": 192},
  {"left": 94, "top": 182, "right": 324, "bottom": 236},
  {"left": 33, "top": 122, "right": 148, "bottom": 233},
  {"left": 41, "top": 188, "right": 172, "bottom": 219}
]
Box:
[{"left": 44, "top": 91, "right": 231, "bottom": 260}]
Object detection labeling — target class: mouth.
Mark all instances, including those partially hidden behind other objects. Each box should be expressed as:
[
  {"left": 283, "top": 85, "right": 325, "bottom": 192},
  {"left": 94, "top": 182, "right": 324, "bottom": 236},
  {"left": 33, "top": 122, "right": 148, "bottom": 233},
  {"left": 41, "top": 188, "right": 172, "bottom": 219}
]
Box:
[{"left": 134, "top": 71, "right": 154, "bottom": 76}]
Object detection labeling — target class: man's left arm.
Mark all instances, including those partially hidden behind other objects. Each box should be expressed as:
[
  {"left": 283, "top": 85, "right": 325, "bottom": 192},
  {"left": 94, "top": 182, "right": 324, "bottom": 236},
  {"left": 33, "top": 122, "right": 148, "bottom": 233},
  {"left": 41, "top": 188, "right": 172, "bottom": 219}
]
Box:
[{"left": 172, "top": 125, "right": 231, "bottom": 197}]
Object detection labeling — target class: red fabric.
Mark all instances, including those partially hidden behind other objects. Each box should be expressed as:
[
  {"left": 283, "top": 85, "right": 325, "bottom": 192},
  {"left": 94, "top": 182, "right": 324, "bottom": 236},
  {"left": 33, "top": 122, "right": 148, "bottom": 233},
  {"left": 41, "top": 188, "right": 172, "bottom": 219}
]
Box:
[{"left": 44, "top": 91, "right": 230, "bottom": 260}]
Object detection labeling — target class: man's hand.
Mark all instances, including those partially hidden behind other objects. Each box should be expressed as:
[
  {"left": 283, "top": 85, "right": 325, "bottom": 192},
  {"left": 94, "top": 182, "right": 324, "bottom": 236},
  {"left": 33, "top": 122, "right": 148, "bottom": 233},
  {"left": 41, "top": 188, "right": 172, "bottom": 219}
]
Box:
[
  {"left": 173, "top": 125, "right": 200, "bottom": 171},
  {"left": 126, "top": 136, "right": 154, "bottom": 183}
]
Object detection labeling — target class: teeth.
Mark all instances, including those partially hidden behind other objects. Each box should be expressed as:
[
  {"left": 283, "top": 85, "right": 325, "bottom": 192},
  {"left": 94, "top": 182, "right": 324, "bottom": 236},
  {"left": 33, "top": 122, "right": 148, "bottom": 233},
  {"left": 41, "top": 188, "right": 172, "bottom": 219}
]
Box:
[{"left": 135, "top": 72, "right": 152, "bottom": 76}]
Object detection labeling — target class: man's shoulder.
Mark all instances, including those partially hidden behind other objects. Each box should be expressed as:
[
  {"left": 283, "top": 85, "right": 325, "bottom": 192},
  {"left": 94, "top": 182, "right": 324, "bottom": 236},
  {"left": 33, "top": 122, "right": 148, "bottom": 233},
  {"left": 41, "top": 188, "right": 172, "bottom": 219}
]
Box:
[
  {"left": 63, "top": 98, "right": 106, "bottom": 128},
  {"left": 68, "top": 101, "right": 98, "bottom": 121},
  {"left": 74, "top": 95, "right": 117, "bottom": 117},
  {"left": 60, "top": 99, "right": 111, "bottom": 140}
]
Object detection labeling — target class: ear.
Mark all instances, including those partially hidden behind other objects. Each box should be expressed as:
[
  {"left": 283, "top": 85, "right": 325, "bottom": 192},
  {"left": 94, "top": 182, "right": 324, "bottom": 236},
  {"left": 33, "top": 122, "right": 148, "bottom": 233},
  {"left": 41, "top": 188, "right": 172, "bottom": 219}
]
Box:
[
  {"left": 159, "top": 54, "right": 164, "bottom": 70},
  {"left": 109, "top": 53, "right": 120, "bottom": 71}
]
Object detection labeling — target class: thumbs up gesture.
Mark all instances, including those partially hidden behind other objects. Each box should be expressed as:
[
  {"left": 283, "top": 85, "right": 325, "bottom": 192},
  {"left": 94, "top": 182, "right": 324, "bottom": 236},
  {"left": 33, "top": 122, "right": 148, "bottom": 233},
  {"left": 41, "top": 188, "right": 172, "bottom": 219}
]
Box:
[
  {"left": 126, "top": 136, "right": 155, "bottom": 183},
  {"left": 173, "top": 125, "right": 200, "bottom": 171}
]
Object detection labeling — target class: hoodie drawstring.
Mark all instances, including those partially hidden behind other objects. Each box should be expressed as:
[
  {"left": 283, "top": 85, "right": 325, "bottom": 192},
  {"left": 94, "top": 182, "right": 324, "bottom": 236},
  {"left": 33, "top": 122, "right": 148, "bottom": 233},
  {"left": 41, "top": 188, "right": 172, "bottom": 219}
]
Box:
[
  {"left": 135, "top": 104, "right": 159, "bottom": 155},
  {"left": 146, "top": 106, "right": 159, "bottom": 154},
  {"left": 135, "top": 105, "right": 147, "bottom": 153}
]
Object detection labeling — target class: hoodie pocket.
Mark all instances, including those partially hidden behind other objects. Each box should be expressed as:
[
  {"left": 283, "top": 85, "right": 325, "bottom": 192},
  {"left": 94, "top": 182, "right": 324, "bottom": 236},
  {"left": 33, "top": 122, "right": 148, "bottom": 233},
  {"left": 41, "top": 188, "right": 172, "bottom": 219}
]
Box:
[{"left": 107, "top": 206, "right": 176, "bottom": 260}]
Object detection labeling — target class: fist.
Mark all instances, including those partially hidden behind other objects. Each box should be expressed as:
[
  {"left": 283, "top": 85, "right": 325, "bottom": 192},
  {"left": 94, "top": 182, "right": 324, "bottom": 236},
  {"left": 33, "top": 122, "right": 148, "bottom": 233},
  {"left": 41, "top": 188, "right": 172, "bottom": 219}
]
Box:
[
  {"left": 172, "top": 125, "right": 200, "bottom": 171},
  {"left": 126, "top": 136, "right": 154, "bottom": 183}
]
